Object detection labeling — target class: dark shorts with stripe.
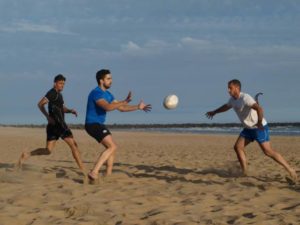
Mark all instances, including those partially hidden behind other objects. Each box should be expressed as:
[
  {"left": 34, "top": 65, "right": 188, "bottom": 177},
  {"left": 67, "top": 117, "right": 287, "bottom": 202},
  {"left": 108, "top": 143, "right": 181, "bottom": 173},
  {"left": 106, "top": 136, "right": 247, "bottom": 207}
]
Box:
[
  {"left": 85, "top": 123, "right": 111, "bottom": 143},
  {"left": 46, "top": 123, "right": 73, "bottom": 141}
]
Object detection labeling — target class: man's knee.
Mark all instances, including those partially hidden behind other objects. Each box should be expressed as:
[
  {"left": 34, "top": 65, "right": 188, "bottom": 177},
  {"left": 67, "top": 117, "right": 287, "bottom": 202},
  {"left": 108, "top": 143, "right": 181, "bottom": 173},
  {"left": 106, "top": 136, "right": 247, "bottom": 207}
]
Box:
[
  {"left": 234, "top": 144, "right": 243, "bottom": 153},
  {"left": 110, "top": 143, "right": 117, "bottom": 153},
  {"left": 259, "top": 143, "right": 276, "bottom": 157},
  {"left": 64, "top": 138, "right": 76, "bottom": 147},
  {"left": 262, "top": 148, "right": 275, "bottom": 157},
  {"left": 73, "top": 139, "right": 78, "bottom": 147}
]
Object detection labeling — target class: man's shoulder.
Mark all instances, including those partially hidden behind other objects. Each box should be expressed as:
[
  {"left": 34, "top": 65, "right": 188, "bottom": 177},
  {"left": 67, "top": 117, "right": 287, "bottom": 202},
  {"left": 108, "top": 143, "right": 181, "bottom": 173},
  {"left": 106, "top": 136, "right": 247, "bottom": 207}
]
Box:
[
  {"left": 46, "top": 88, "right": 55, "bottom": 94},
  {"left": 45, "top": 88, "right": 59, "bottom": 99},
  {"left": 240, "top": 92, "right": 254, "bottom": 100},
  {"left": 240, "top": 92, "right": 256, "bottom": 106},
  {"left": 106, "top": 90, "right": 113, "bottom": 96},
  {"left": 89, "top": 87, "right": 101, "bottom": 95}
]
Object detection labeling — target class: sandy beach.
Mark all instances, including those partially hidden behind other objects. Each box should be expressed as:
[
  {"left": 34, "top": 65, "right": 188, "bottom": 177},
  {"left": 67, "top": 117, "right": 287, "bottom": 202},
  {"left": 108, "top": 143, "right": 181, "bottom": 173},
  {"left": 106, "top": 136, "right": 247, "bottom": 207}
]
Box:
[{"left": 0, "top": 126, "right": 299, "bottom": 225}]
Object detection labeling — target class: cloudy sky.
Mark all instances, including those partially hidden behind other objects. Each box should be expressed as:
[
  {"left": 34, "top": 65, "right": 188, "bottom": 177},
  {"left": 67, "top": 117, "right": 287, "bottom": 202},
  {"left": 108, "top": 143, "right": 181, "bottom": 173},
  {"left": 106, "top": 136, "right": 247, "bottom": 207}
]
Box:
[{"left": 0, "top": 0, "right": 299, "bottom": 124}]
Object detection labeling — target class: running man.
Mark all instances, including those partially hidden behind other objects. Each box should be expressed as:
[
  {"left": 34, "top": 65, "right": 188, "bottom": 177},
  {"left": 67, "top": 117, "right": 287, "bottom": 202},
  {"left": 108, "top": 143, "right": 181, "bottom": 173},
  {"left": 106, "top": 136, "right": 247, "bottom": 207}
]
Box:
[
  {"left": 206, "top": 79, "right": 297, "bottom": 183},
  {"left": 85, "top": 69, "right": 151, "bottom": 181},
  {"left": 18, "top": 74, "right": 85, "bottom": 174}
]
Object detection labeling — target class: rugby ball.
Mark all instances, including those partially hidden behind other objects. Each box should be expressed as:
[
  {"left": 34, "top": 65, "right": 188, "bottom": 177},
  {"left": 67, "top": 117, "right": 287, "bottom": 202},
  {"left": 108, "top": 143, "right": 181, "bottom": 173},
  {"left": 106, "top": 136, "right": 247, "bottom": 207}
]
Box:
[{"left": 163, "top": 94, "right": 179, "bottom": 110}]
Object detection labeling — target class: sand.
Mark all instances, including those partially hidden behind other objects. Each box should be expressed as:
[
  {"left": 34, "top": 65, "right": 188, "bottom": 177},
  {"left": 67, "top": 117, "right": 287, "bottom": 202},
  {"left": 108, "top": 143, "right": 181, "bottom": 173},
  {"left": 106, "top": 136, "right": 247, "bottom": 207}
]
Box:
[{"left": 0, "top": 127, "right": 299, "bottom": 225}]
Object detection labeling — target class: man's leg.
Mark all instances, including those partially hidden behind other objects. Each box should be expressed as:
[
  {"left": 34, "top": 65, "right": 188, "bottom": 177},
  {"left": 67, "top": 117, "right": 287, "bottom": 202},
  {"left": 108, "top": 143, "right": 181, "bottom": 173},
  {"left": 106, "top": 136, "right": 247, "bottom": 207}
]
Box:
[
  {"left": 105, "top": 148, "right": 116, "bottom": 176},
  {"left": 234, "top": 136, "right": 251, "bottom": 176},
  {"left": 259, "top": 141, "right": 297, "bottom": 181},
  {"left": 89, "top": 135, "right": 117, "bottom": 179},
  {"left": 17, "top": 140, "right": 56, "bottom": 168},
  {"left": 63, "top": 137, "right": 85, "bottom": 172}
]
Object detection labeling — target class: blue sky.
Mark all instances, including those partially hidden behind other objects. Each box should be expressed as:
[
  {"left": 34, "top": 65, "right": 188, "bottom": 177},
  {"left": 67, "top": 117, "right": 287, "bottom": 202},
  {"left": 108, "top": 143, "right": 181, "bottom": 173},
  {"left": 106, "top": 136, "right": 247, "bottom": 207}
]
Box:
[{"left": 0, "top": 0, "right": 299, "bottom": 124}]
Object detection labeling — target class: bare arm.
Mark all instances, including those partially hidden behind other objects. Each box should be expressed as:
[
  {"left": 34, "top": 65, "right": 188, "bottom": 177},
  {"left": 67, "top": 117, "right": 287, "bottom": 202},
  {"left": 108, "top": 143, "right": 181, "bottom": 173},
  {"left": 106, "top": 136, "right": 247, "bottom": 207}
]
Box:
[
  {"left": 96, "top": 99, "right": 129, "bottom": 111},
  {"left": 251, "top": 103, "right": 264, "bottom": 129},
  {"left": 118, "top": 100, "right": 152, "bottom": 112},
  {"left": 37, "top": 97, "right": 55, "bottom": 124},
  {"left": 205, "top": 104, "right": 232, "bottom": 119},
  {"left": 63, "top": 105, "right": 78, "bottom": 117},
  {"left": 96, "top": 91, "right": 132, "bottom": 112}
]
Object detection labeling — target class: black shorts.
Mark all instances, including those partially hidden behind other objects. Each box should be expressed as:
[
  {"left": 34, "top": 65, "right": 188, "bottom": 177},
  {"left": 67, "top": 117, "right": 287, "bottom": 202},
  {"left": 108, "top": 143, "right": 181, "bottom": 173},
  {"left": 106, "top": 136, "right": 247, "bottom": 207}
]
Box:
[
  {"left": 46, "top": 124, "right": 73, "bottom": 141},
  {"left": 85, "top": 123, "right": 111, "bottom": 143}
]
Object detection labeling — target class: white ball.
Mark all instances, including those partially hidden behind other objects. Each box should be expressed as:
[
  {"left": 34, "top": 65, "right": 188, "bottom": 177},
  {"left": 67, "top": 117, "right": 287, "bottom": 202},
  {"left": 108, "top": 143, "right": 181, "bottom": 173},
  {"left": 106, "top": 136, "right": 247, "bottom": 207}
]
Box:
[{"left": 163, "top": 94, "right": 179, "bottom": 110}]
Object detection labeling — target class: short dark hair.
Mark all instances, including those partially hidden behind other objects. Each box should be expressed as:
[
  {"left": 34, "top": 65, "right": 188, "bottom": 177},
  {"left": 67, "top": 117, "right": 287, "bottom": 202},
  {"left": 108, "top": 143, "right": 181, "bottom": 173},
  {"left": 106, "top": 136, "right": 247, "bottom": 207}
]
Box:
[
  {"left": 96, "top": 69, "right": 111, "bottom": 84},
  {"left": 54, "top": 74, "right": 66, "bottom": 83},
  {"left": 228, "top": 79, "right": 241, "bottom": 89}
]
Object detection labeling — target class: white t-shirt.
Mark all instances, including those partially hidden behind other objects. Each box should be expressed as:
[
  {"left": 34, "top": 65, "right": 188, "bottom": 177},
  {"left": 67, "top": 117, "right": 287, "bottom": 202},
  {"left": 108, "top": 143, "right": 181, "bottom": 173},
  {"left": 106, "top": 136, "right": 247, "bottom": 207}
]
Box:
[{"left": 227, "top": 92, "right": 267, "bottom": 129}]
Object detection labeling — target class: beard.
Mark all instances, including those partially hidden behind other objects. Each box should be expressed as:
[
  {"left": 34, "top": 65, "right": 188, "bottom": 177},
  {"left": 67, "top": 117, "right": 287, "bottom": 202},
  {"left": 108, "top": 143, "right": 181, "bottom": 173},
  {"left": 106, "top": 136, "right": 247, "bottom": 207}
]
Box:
[{"left": 103, "top": 83, "right": 111, "bottom": 89}]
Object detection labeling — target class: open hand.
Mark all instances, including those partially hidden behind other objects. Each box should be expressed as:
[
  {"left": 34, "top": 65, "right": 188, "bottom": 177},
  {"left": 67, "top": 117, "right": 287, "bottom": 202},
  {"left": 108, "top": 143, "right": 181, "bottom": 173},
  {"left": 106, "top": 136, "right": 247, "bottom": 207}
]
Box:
[
  {"left": 138, "top": 100, "right": 152, "bottom": 112},
  {"left": 70, "top": 109, "right": 78, "bottom": 117},
  {"left": 124, "top": 91, "right": 132, "bottom": 103},
  {"left": 205, "top": 111, "right": 215, "bottom": 120}
]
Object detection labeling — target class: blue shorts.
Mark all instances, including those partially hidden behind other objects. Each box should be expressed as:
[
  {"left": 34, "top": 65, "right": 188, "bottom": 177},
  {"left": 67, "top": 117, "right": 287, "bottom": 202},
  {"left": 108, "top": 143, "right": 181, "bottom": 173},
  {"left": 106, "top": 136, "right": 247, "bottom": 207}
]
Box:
[{"left": 240, "top": 125, "right": 270, "bottom": 143}]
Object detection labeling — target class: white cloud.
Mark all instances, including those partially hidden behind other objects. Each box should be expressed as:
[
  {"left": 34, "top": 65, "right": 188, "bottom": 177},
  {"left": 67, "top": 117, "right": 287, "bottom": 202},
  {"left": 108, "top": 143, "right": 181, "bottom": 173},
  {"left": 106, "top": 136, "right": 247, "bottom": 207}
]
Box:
[
  {"left": 180, "top": 37, "right": 211, "bottom": 48},
  {"left": 122, "top": 41, "right": 141, "bottom": 52},
  {"left": 120, "top": 40, "right": 171, "bottom": 56},
  {"left": 92, "top": 36, "right": 300, "bottom": 63},
  {"left": 0, "top": 21, "right": 74, "bottom": 35}
]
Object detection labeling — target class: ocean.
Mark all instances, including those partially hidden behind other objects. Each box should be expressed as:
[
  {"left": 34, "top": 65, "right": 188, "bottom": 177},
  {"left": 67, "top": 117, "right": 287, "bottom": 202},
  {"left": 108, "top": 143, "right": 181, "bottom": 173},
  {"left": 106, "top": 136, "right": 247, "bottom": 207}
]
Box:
[
  {"left": 2, "top": 123, "right": 300, "bottom": 136},
  {"left": 141, "top": 126, "right": 300, "bottom": 136},
  {"left": 108, "top": 123, "right": 300, "bottom": 136}
]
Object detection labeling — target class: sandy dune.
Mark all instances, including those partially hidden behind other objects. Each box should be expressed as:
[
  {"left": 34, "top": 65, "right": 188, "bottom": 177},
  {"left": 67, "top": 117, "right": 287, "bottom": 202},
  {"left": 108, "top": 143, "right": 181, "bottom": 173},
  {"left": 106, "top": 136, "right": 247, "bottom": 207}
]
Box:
[{"left": 0, "top": 127, "right": 299, "bottom": 225}]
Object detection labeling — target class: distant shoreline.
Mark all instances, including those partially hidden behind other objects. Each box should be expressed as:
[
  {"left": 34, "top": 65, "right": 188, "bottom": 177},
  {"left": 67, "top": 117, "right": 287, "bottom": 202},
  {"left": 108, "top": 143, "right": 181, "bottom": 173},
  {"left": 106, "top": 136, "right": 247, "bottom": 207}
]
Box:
[{"left": 1, "top": 122, "right": 300, "bottom": 129}]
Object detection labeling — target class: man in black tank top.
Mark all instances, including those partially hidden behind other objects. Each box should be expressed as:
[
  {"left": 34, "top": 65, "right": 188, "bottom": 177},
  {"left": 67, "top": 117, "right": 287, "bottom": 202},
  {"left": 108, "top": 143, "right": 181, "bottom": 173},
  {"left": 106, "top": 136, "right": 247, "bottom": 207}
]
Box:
[{"left": 17, "top": 74, "right": 85, "bottom": 175}]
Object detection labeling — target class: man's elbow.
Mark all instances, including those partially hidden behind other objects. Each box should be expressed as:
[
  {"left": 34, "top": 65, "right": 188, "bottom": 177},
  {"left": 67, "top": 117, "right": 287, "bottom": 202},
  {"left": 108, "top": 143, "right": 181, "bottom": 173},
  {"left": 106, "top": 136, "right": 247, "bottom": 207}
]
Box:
[
  {"left": 117, "top": 106, "right": 126, "bottom": 112},
  {"left": 37, "top": 102, "right": 42, "bottom": 109},
  {"left": 104, "top": 106, "right": 116, "bottom": 112}
]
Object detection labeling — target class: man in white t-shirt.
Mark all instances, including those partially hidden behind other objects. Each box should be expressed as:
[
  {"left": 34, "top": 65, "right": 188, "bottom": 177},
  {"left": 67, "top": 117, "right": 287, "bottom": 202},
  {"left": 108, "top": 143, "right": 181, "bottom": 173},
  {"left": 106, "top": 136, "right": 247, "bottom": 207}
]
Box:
[{"left": 206, "top": 79, "right": 297, "bottom": 183}]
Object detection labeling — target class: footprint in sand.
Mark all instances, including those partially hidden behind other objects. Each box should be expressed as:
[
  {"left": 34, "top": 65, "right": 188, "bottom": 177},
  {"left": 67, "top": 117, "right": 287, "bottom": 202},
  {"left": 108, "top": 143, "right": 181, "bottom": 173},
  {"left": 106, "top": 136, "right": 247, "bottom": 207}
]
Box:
[
  {"left": 285, "top": 176, "right": 298, "bottom": 186},
  {"left": 65, "top": 203, "right": 95, "bottom": 218},
  {"left": 227, "top": 216, "right": 239, "bottom": 224},
  {"left": 211, "top": 205, "right": 223, "bottom": 213},
  {"left": 181, "top": 198, "right": 194, "bottom": 206},
  {"left": 55, "top": 169, "right": 67, "bottom": 178},
  {"left": 242, "top": 212, "right": 256, "bottom": 219},
  {"left": 281, "top": 203, "right": 300, "bottom": 211},
  {"left": 140, "top": 208, "right": 163, "bottom": 220}
]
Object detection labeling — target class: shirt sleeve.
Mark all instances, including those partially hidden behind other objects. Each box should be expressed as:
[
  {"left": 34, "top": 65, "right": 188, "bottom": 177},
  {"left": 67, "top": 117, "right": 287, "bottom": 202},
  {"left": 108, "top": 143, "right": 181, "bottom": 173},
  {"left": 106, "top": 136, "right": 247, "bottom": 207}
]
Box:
[
  {"left": 110, "top": 93, "right": 115, "bottom": 102},
  {"left": 93, "top": 91, "right": 104, "bottom": 102},
  {"left": 45, "top": 89, "right": 57, "bottom": 102},
  {"left": 244, "top": 94, "right": 256, "bottom": 107},
  {"left": 227, "top": 97, "right": 233, "bottom": 107}
]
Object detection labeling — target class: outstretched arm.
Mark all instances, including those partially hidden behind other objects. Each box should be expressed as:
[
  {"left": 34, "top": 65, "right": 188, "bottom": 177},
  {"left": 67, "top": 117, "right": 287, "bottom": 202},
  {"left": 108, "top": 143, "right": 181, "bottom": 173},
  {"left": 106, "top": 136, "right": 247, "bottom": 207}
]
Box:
[
  {"left": 205, "top": 104, "right": 231, "bottom": 119},
  {"left": 118, "top": 100, "right": 152, "bottom": 112},
  {"left": 96, "top": 91, "right": 132, "bottom": 112}
]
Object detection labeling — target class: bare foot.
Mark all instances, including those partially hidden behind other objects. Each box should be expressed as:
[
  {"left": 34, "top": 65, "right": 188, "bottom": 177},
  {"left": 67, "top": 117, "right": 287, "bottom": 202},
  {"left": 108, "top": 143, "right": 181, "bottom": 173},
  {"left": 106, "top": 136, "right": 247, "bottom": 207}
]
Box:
[
  {"left": 287, "top": 169, "right": 298, "bottom": 185},
  {"left": 88, "top": 170, "right": 98, "bottom": 179},
  {"left": 16, "top": 150, "right": 30, "bottom": 169},
  {"left": 242, "top": 169, "right": 248, "bottom": 177},
  {"left": 88, "top": 171, "right": 100, "bottom": 185}
]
